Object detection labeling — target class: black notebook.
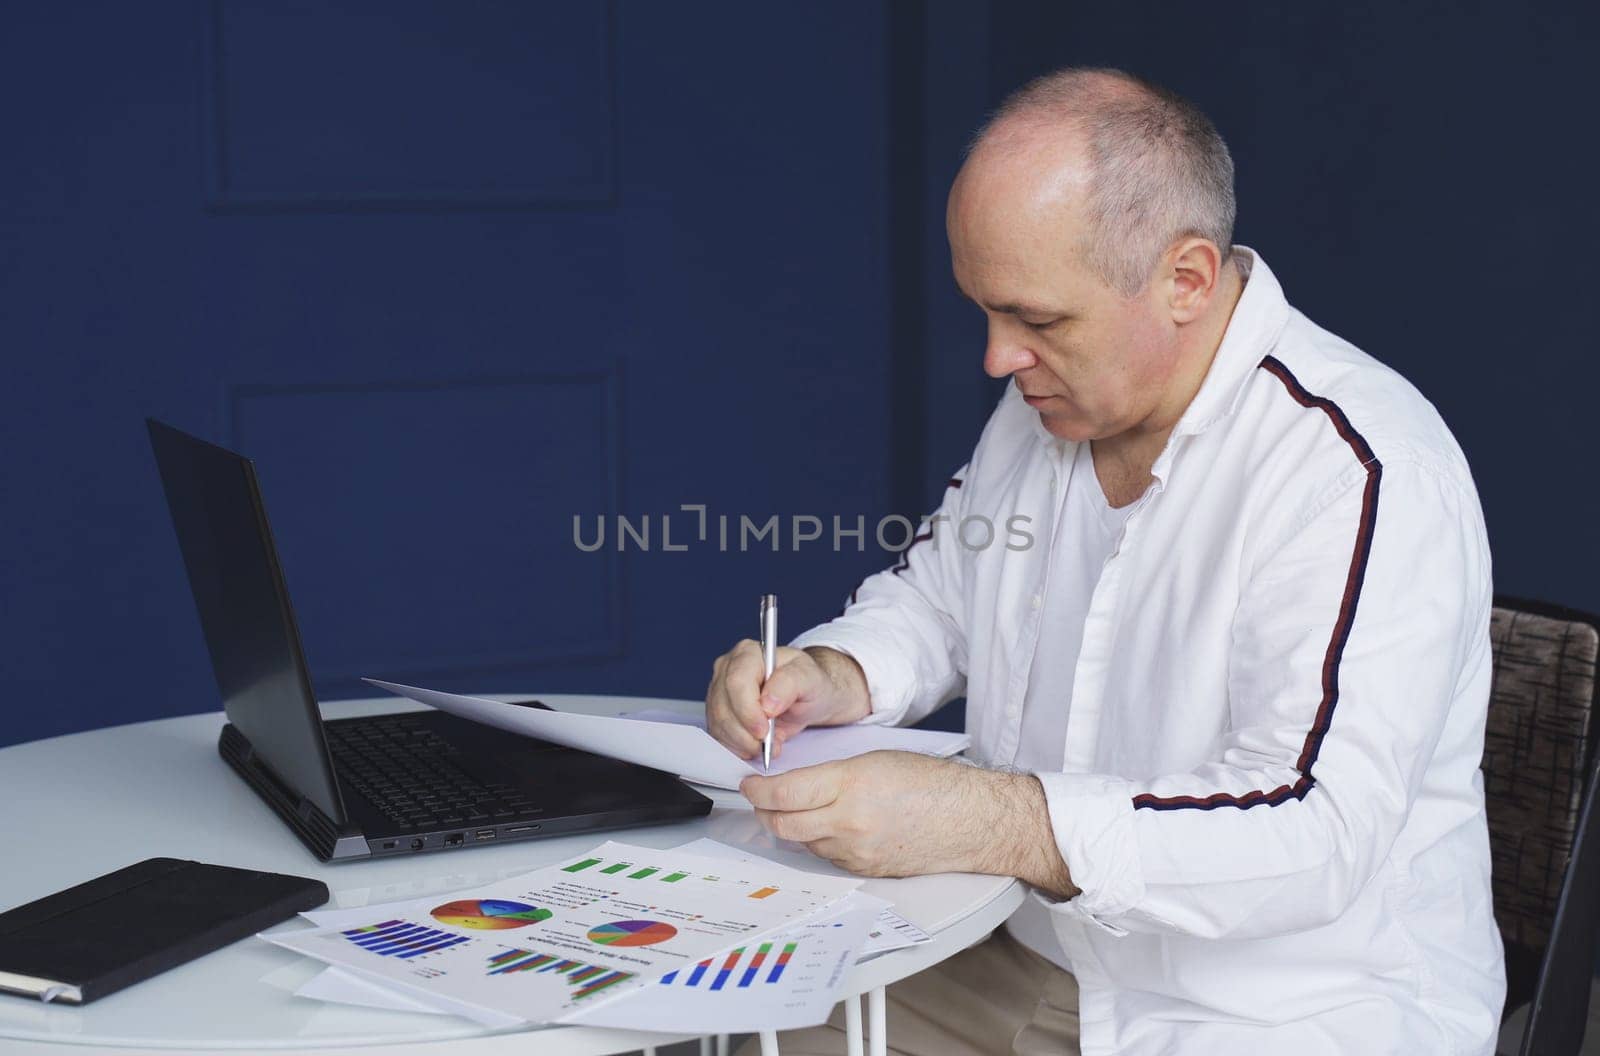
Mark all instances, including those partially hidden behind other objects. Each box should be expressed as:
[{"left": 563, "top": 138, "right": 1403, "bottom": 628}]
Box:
[{"left": 0, "top": 857, "right": 328, "bottom": 1004}]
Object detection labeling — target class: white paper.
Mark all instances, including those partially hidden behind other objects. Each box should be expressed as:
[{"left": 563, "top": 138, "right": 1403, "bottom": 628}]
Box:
[
  {"left": 298, "top": 899, "right": 894, "bottom": 1033},
  {"left": 264, "top": 840, "right": 860, "bottom": 1025},
  {"left": 289, "top": 840, "right": 938, "bottom": 1030},
  {"left": 669, "top": 837, "right": 930, "bottom": 958},
  {"left": 295, "top": 965, "right": 524, "bottom": 1028},
  {"left": 296, "top": 966, "right": 449, "bottom": 1015},
  {"left": 561, "top": 895, "right": 881, "bottom": 1033},
  {"left": 859, "top": 909, "right": 932, "bottom": 958},
  {"left": 365, "top": 679, "right": 969, "bottom": 789}
]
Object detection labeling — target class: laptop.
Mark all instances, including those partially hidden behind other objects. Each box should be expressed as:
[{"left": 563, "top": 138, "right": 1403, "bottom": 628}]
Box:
[{"left": 146, "top": 419, "right": 711, "bottom": 862}]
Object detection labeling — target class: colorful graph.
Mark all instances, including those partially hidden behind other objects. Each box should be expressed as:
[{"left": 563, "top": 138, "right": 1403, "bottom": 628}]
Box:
[
  {"left": 340, "top": 919, "right": 469, "bottom": 959},
  {"left": 431, "top": 898, "right": 552, "bottom": 930},
  {"left": 486, "top": 949, "right": 634, "bottom": 999},
  {"left": 711, "top": 947, "right": 745, "bottom": 990},
  {"left": 559, "top": 858, "right": 691, "bottom": 884},
  {"left": 739, "top": 943, "right": 771, "bottom": 986},
  {"left": 659, "top": 941, "right": 800, "bottom": 987},
  {"left": 767, "top": 941, "right": 797, "bottom": 982},
  {"left": 587, "top": 919, "right": 678, "bottom": 947}
]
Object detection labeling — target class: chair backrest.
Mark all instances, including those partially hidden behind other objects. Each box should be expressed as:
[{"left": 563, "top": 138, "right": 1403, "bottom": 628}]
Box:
[
  {"left": 1482, "top": 597, "right": 1600, "bottom": 1018},
  {"left": 1523, "top": 744, "right": 1600, "bottom": 1055}
]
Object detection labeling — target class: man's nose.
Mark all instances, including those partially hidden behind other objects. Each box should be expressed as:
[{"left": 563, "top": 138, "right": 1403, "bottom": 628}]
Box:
[{"left": 983, "top": 321, "right": 1037, "bottom": 379}]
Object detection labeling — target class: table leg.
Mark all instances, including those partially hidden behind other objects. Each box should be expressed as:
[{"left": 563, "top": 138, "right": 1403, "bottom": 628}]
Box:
[
  {"left": 845, "top": 993, "right": 865, "bottom": 1056},
  {"left": 716, "top": 1034, "right": 730, "bottom": 1056},
  {"left": 700, "top": 1038, "right": 713, "bottom": 1056},
  {"left": 758, "top": 1029, "right": 780, "bottom": 1055},
  {"left": 868, "top": 986, "right": 887, "bottom": 1056}
]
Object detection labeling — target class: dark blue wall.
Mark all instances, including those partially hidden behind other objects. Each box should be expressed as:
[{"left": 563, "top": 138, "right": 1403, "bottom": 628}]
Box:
[
  {"left": 3, "top": 2, "right": 1594, "bottom": 747},
  {"left": 980, "top": 0, "right": 1600, "bottom": 613},
  {"left": 1, "top": 1, "right": 907, "bottom": 746}
]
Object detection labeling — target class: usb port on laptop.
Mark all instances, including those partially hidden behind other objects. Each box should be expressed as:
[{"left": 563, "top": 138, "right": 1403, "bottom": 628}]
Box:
[{"left": 475, "top": 829, "right": 496, "bottom": 840}]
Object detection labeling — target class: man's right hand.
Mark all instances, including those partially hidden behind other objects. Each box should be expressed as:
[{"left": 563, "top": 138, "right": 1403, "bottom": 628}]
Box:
[{"left": 704, "top": 643, "right": 871, "bottom": 760}]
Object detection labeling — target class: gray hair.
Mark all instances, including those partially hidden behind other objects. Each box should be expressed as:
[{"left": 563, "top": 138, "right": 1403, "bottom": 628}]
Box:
[{"left": 972, "top": 68, "right": 1236, "bottom": 297}]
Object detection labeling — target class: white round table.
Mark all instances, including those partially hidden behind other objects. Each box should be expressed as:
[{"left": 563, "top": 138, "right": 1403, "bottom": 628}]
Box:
[{"left": 0, "top": 695, "right": 1022, "bottom": 1055}]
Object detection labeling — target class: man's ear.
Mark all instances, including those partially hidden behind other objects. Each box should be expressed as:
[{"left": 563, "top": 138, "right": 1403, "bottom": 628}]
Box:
[{"left": 1165, "top": 238, "right": 1224, "bottom": 324}]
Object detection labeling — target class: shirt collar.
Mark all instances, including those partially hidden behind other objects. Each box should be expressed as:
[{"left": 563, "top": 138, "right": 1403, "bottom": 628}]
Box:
[{"left": 1166, "top": 246, "right": 1289, "bottom": 442}]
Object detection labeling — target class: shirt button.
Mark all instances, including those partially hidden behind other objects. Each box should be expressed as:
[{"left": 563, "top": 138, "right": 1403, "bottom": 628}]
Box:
[{"left": 1031, "top": 593, "right": 1042, "bottom": 610}]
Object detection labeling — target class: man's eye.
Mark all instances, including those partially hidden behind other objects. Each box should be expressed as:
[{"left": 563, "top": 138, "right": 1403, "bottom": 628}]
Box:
[{"left": 1021, "top": 317, "right": 1063, "bottom": 330}]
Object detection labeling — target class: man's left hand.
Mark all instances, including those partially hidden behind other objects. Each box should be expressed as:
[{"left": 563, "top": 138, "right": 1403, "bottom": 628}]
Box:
[{"left": 739, "top": 751, "right": 1078, "bottom": 897}]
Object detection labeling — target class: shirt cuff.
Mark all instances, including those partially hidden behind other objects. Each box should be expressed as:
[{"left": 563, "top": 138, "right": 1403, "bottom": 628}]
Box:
[
  {"left": 1032, "top": 771, "right": 1145, "bottom": 932},
  {"left": 789, "top": 623, "right": 918, "bottom": 727}
]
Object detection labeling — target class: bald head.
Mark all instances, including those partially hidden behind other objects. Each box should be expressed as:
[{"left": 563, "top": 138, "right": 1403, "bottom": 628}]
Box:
[{"left": 960, "top": 68, "right": 1235, "bottom": 297}]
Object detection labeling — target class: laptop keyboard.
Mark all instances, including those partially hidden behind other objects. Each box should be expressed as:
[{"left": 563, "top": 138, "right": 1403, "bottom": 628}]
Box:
[{"left": 325, "top": 715, "right": 540, "bottom": 832}]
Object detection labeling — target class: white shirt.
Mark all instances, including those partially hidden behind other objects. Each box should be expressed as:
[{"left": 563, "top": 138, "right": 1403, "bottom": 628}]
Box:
[
  {"left": 793, "top": 250, "right": 1504, "bottom": 1055},
  {"left": 1007, "top": 440, "right": 1134, "bottom": 968}
]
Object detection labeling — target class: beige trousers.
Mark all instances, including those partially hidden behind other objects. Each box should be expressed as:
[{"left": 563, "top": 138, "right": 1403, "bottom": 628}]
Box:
[{"left": 736, "top": 929, "right": 1081, "bottom": 1056}]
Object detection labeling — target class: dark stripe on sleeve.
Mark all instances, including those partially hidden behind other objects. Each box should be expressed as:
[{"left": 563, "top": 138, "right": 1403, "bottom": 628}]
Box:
[
  {"left": 1132, "top": 355, "right": 1383, "bottom": 812},
  {"left": 887, "top": 475, "right": 963, "bottom": 577},
  {"left": 834, "top": 474, "right": 965, "bottom": 613},
  {"left": 890, "top": 528, "right": 934, "bottom": 577}
]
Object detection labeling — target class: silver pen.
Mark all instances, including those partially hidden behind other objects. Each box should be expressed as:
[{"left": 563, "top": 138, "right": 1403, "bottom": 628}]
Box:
[{"left": 759, "top": 593, "right": 779, "bottom": 771}]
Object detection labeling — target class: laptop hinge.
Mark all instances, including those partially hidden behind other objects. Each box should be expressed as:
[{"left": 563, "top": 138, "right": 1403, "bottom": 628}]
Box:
[{"left": 218, "top": 724, "right": 367, "bottom": 861}]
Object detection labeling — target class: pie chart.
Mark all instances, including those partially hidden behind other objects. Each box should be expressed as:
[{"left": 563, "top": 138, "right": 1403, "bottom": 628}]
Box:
[
  {"left": 431, "top": 898, "right": 552, "bottom": 930},
  {"left": 586, "top": 919, "right": 678, "bottom": 947}
]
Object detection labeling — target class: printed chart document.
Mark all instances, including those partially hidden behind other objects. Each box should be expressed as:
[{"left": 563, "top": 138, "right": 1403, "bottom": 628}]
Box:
[
  {"left": 364, "top": 679, "right": 969, "bottom": 789},
  {"left": 296, "top": 895, "right": 895, "bottom": 1032},
  {"left": 670, "top": 837, "right": 932, "bottom": 959},
  {"left": 562, "top": 893, "right": 882, "bottom": 1033},
  {"left": 860, "top": 909, "right": 932, "bottom": 958},
  {"left": 265, "top": 840, "right": 860, "bottom": 1024},
  {"left": 294, "top": 838, "right": 932, "bottom": 1025}
]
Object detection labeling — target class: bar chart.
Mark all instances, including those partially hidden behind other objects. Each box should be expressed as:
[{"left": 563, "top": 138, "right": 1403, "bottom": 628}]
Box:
[
  {"left": 560, "top": 854, "right": 776, "bottom": 897},
  {"left": 657, "top": 941, "right": 799, "bottom": 989},
  {"left": 485, "top": 948, "right": 634, "bottom": 1000},
  {"left": 339, "top": 919, "right": 470, "bottom": 959},
  {"left": 561, "top": 856, "right": 689, "bottom": 883}
]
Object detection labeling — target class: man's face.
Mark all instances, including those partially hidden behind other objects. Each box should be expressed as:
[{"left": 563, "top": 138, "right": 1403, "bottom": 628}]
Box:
[{"left": 946, "top": 148, "right": 1180, "bottom": 443}]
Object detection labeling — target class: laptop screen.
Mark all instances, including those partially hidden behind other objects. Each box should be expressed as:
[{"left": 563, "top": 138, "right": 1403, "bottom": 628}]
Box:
[{"left": 146, "top": 420, "right": 345, "bottom": 824}]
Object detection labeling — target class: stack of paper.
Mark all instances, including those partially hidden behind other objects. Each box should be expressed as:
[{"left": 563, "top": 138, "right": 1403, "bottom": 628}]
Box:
[{"left": 265, "top": 839, "right": 931, "bottom": 1034}]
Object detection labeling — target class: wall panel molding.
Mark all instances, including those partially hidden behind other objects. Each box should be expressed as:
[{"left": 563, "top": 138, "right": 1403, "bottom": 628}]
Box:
[{"left": 221, "top": 369, "right": 625, "bottom": 683}]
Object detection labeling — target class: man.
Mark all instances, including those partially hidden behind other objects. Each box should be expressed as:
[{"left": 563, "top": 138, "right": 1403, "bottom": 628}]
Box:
[{"left": 706, "top": 67, "right": 1504, "bottom": 1055}]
